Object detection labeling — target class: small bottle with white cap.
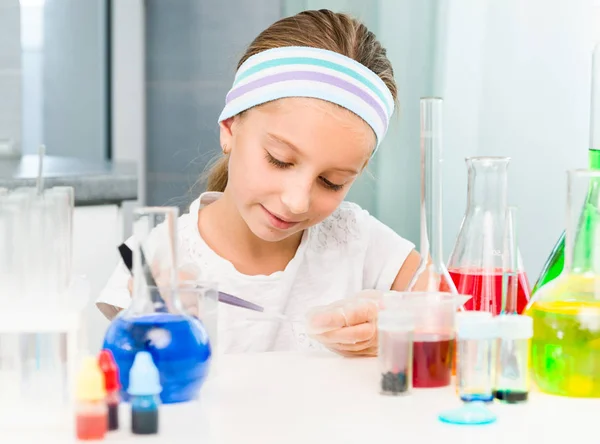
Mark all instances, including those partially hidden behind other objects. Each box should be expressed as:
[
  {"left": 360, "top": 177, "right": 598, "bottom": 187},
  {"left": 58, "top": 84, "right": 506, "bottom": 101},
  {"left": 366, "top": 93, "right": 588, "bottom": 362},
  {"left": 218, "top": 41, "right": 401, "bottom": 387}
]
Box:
[
  {"left": 128, "top": 351, "right": 162, "bottom": 435},
  {"left": 456, "top": 314, "right": 498, "bottom": 403},
  {"left": 494, "top": 315, "right": 533, "bottom": 403}
]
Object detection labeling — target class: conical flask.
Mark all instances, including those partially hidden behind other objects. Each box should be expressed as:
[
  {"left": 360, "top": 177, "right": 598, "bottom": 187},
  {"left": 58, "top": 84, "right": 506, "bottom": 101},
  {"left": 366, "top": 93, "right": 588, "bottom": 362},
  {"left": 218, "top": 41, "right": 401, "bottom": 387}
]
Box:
[
  {"left": 532, "top": 42, "right": 600, "bottom": 294},
  {"left": 102, "top": 207, "right": 212, "bottom": 404},
  {"left": 447, "top": 157, "right": 531, "bottom": 315},
  {"left": 413, "top": 97, "right": 457, "bottom": 293},
  {"left": 526, "top": 169, "right": 600, "bottom": 398}
]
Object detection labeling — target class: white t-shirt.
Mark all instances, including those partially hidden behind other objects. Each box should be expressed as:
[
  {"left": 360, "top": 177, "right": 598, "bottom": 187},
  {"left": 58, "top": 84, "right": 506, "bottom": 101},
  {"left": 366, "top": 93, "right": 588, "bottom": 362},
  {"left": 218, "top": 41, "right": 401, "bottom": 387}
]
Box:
[{"left": 96, "top": 192, "right": 415, "bottom": 354}]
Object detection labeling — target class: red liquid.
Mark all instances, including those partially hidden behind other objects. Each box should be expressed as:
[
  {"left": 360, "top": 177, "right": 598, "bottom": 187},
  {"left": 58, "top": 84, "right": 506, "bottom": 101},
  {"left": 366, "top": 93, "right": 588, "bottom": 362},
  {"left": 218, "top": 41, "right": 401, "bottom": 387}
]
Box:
[
  {"left": 76, "top": 413, "right": 107, "bottom": 441},
  {"left": 413, "top": 337, "right": 454, "bottom": 388},
  {"left": 447, "top": 268, "right": 531, "bottom": 315}
]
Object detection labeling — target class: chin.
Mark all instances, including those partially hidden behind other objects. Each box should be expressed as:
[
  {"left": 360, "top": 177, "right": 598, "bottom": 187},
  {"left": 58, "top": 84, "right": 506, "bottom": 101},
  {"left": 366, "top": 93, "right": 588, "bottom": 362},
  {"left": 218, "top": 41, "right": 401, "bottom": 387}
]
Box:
[{"left": 250, "top": 224, "right": 298, "bottom": 243}]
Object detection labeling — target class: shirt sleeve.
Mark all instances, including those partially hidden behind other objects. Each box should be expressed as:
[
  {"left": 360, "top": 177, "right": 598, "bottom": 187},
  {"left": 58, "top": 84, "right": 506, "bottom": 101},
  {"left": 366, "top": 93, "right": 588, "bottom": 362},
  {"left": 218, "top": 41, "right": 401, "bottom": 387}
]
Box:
[
  {"left": 95, "top": 236, "right": 134, "bottom": 319},
  {"left": 361, "top": 210, "right": 416, "bottom": 291}
]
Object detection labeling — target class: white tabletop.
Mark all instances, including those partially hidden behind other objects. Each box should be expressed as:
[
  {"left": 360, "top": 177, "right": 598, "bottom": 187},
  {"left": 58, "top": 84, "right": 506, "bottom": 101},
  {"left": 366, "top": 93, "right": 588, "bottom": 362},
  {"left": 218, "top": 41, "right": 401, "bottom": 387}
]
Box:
[{"left": 29, "top": 351, "right": 600, "bottom": 443}]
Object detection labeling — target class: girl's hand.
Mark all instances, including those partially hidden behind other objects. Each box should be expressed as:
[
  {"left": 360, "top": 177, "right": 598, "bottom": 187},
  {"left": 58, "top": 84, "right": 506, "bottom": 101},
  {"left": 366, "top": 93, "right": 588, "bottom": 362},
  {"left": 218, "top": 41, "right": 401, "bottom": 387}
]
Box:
[{"left": 306, "top": 290, "right": 382, "bottom": 357}]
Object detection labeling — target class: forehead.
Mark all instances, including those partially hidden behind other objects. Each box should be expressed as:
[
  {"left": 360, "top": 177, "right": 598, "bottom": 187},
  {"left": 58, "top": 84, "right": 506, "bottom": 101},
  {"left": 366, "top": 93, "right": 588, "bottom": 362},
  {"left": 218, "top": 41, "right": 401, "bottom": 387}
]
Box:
[{"left": 242, "top": 98, "right": 376, "bottom": 164}]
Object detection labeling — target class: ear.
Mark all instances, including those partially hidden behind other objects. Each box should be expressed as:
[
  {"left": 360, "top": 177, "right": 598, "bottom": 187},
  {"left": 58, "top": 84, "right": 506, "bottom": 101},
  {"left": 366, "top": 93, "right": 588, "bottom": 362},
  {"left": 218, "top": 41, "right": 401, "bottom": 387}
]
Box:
[{"left": 219, "top": 118, "right": 235, "bottom": 153}]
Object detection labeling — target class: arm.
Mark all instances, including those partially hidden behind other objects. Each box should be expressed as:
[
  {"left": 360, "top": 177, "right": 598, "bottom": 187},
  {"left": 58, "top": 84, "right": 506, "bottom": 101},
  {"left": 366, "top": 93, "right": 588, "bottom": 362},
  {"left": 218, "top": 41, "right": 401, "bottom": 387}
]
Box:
[{"left": 391, "top": 250, "right": 432, "bottom": 291}]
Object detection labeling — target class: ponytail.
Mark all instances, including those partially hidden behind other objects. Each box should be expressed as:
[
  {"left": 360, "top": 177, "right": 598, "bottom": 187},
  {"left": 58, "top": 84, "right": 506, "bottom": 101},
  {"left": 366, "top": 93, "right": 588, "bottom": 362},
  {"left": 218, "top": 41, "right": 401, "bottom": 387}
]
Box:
[{"left": 205, "top": 154, "right": 229, "bottom": 192}]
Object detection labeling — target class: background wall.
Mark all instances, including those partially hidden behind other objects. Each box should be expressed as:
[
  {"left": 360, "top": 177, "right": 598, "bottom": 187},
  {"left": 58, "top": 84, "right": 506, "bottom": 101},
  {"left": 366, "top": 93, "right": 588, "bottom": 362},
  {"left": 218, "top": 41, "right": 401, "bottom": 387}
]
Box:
[{"left": 111, "top": 0, "right": 600, "bottom": 284}]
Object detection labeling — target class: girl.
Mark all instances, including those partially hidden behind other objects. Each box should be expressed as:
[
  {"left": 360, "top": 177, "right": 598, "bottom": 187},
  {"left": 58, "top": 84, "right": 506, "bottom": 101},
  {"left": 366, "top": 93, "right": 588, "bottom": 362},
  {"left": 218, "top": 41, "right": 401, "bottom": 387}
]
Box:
[{"left": 97, "top": 9, "right": 425, "bottom": 356}]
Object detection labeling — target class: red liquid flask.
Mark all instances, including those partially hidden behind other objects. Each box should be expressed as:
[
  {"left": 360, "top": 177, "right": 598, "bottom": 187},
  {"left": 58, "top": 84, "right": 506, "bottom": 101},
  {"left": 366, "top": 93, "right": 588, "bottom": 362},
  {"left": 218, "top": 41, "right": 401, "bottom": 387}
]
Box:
[
  {"left": 446, "top": 157, "right": 531, "bottom": 315},
  {"left": 449, "top": 268, "right": 530, "bottom": 315}
]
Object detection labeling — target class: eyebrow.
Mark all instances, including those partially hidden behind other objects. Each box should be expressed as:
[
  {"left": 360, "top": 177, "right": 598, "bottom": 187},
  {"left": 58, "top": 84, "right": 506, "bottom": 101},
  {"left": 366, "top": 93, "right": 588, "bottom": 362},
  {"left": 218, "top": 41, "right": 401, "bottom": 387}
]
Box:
[{"left": 266, "top": 133, "right": 360, "bottom": 175}]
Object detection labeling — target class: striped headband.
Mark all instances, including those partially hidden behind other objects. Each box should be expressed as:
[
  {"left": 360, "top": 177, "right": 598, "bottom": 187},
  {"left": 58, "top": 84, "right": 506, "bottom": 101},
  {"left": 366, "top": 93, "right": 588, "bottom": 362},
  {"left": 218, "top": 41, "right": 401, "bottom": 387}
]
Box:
[{"left": 218, "top": 46, "right": 395, "bottom": 151}]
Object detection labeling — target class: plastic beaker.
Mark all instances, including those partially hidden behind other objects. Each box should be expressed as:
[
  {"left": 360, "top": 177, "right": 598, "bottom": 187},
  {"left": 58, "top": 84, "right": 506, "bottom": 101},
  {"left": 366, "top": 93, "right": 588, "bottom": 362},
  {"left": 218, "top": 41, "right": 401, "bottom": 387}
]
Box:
[
  {"left": 526, "top": 169, "right": 600, "bottom": 398},
  {"left": 447, "top": 156, "right": 531, "bottom": 315},
  {"left": 378, "top": 310, "right": 414, "bottom": 396},
  {"left": 385, "top": 292, "right": 456, "bottom": 388}
]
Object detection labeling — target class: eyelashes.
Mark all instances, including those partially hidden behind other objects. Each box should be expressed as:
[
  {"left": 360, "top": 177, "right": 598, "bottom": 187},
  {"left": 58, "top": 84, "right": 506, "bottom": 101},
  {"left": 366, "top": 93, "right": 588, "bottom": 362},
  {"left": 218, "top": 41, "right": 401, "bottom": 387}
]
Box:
[{"left": 264, "top": 151, "right": 345, "bottom": 191}]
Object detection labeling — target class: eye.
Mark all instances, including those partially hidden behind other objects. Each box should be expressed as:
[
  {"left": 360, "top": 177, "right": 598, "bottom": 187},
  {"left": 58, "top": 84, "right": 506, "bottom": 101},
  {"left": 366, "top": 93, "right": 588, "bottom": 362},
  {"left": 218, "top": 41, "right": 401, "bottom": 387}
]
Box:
[
  {"left": 265, "top": 151, "right": 292, "bottom": 169},
  {"left": 319, "top": 177, "right": 344, "bottom": 191}
]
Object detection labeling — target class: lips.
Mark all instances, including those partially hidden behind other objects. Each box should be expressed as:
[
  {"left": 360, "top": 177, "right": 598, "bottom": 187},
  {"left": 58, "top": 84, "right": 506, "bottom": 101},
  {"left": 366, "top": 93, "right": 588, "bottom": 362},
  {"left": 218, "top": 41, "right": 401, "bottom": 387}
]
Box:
[{"left": 261, "top": 205, "right": 301, "bottom": 230}]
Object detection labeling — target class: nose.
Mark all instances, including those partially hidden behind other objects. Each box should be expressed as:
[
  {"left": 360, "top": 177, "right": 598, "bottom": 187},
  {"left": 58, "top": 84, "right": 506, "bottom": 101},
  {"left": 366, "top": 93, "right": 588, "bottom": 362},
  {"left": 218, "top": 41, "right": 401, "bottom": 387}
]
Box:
[{"left": 280, "top": 180, "right": 311, "bottom": 215}]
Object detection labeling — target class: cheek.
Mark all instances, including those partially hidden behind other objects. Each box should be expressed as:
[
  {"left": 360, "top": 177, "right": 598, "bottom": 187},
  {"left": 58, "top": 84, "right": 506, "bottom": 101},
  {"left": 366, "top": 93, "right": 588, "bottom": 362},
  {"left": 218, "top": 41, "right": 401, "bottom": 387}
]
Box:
[
  {"left": 310, "top": 191, "right": 346, "bottom": 221},
  {"left": 228, "top": 147, "right": 273, "bottom": 197}
]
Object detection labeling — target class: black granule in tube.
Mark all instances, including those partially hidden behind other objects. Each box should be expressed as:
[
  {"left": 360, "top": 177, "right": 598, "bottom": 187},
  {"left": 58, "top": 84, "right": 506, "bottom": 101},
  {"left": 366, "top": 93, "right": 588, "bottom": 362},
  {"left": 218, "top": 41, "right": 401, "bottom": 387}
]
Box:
[
  {"left": 381, "top": 371, "right": 408, "bottom": 394},
  {"left": 132, "top": 409, "right": 159, "bottom": 435},
  {"left": 493, "top": 390, "right": 528, "bottom": 403},
  {"left": 107, "top": 403, "right": 119, "bottom": 431}
]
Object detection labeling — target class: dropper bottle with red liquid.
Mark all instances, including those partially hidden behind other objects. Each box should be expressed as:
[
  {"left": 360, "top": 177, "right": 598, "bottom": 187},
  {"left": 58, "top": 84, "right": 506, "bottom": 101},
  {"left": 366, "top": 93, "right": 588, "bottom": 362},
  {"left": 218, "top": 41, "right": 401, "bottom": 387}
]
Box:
[
  {"left": 446, "top": 157, "right": 531, "bottom": 315},
  {"left": 98, "top": 349, "right": 120, "bottom": 431},
  {"left": 75, "top": 357, "right": 107, "bottom": 441}
]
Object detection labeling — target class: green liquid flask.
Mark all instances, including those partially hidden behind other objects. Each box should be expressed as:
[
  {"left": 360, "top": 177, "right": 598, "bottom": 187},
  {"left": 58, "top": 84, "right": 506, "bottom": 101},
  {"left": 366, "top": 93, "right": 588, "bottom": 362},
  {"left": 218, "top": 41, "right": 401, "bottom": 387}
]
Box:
[{"left": 532, "top": 42, "right": 600, "bottom": 295}]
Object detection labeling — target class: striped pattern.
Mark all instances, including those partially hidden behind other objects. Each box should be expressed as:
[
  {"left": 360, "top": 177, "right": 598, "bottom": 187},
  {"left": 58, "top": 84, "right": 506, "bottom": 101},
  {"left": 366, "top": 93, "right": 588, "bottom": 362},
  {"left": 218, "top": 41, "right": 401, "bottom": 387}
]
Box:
[{"left": 218, "top": 46, "right": 395, "bottom": 150}]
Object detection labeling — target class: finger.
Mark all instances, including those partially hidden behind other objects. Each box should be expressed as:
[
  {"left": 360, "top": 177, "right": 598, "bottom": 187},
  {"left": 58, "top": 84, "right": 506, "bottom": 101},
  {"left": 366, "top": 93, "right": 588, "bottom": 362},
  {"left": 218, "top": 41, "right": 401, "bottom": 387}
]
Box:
[
  {"left": 343, "top": 299, "right": 379, "bottom": 326},
  {"left": 127, "top": 278, "right": 133, "bottom": 296},
  {"left": 307, "top": 299, "right": 379, "bottom": 333},
  {"left": 327, "top": 342, "right": 378, "bottom": 357},
  {"left": 328, "top": 337, "right": 376, "bottom": 352},
  {"left": 314, "top": 321, "right": 376, "bottom": 345}
]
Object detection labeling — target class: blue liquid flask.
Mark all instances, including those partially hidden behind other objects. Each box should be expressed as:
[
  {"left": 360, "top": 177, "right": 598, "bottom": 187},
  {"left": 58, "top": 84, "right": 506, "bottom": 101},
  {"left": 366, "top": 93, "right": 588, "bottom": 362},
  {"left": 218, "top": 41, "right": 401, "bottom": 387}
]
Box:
[{"left": 103, "top": 207, "right": 212, "bottom": 404}]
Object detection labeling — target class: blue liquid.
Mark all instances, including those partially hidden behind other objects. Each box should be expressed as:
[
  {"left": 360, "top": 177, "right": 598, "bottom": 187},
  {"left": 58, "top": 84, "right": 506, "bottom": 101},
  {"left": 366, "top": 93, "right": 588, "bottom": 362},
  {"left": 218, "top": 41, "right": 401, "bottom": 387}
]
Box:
[{"left": 102, "top": 313, "right": 211, "bottom": 404}]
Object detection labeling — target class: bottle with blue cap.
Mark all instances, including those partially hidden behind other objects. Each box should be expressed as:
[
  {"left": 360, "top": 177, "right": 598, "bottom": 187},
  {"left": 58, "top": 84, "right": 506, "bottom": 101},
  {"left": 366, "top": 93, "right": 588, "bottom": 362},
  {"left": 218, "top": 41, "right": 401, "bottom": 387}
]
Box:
[{"left": 128, "top": 351, "right": 162, "bottom": 435}]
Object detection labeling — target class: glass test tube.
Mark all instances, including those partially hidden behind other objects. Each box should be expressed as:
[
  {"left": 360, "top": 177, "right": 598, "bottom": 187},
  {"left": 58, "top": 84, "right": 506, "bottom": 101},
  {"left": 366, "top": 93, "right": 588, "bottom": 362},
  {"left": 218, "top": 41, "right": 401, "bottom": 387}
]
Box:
[
  {"left": 378, "top": 310, "right": 414, "bottom": 396},
  {"left": 457, "top": 316, "right": 497, "bottom": 402},
  {"left": 494, "top": 315, "right": 532, "bottom": 403}
]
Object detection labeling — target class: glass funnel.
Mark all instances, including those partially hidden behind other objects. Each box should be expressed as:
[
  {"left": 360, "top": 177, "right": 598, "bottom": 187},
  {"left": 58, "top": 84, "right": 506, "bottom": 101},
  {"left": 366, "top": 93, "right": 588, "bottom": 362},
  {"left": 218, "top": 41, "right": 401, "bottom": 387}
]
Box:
[
  {"left": 102, "top": 207, "right": 212, "bottom": 404},
  {"left": 526, "top": 169, "right": 600, "bottom": 398},
  {"left": 413, "top": 97, "right": 457, "bottom": 293},
  {"left": 447, "top": 157, "right": 531, "bottom": 315},
  {"left": 532, "top": 42, "right": 600, "bottom": 295}
]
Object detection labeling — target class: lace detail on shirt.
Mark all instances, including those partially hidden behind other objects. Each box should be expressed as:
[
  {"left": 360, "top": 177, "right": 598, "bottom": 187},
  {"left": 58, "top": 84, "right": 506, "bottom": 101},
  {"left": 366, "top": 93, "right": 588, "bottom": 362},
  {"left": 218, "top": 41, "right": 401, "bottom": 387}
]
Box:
[
  {"left": 177, "top": 213, "right": 212, "bottom": 273},
  {"left": 309, "top": 203, "right": 362, "bottom": 253}
]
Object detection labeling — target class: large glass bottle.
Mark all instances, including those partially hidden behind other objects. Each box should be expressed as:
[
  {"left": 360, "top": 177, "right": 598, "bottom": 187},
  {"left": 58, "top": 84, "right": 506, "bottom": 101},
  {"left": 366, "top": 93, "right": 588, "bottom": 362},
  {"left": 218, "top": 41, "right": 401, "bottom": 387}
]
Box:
[
  {"left": 447, "top": 157, "right": 531, "bottom": 315},
  {"left": 532, "top": 42, "right": 600, "bottom": 294},
  {"left": 526, "top": 169, "right": 600, "bottom": 398},
  {"left": 414, "top": 97, "right": 457, "bottom": 293},
  {"left": 102, "top": 207, "right": 211, "bottom": 404}
]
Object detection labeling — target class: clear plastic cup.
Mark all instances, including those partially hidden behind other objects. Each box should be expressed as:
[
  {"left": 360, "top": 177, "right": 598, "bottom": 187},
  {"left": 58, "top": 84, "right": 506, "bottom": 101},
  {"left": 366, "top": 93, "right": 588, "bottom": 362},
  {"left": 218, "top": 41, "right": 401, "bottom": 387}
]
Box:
[
  {"left": 384, "top": 292, "right": 456, "bottom": 388},
  {"left": 378, "top": 310, "right": 414, "bottom": 396}
]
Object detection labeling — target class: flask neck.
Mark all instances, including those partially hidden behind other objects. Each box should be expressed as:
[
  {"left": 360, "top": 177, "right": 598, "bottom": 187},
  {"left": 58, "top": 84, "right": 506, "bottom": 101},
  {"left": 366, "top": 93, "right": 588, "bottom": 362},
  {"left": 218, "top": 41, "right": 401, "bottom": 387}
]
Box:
[
  {"left": 566, "top": 171, "right": 600, "bottom": 275},
  {"left": 466, "top": 158, "right": 509, "bottom": 212},
  {"left": 590, "top": 148, "right": 600, "bottom": 170}
]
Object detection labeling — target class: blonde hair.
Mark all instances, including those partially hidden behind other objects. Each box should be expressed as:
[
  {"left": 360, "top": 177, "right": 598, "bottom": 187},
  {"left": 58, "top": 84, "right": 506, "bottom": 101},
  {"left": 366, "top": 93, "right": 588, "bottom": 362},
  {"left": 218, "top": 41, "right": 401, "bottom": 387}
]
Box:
[{"left": 206, "top": 9, "right": 398, "bottom": 192}]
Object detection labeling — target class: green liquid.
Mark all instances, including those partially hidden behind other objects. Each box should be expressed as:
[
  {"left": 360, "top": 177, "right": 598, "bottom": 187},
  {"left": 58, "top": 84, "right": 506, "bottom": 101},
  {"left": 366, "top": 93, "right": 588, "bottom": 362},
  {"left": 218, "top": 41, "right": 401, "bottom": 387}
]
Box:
[
  {"left": 529, "top": 299, "right": 600, "bottom": 397},
  {"left": 531, "top": 149, "right": 600, "bottom": 294}
]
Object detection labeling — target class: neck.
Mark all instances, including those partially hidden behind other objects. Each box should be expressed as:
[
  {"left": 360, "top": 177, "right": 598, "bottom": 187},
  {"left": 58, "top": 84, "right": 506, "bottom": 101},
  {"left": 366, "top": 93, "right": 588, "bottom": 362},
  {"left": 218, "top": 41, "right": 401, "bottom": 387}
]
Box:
[{"left": 198, "top": 190, "right": 302, "bottom": 273}]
